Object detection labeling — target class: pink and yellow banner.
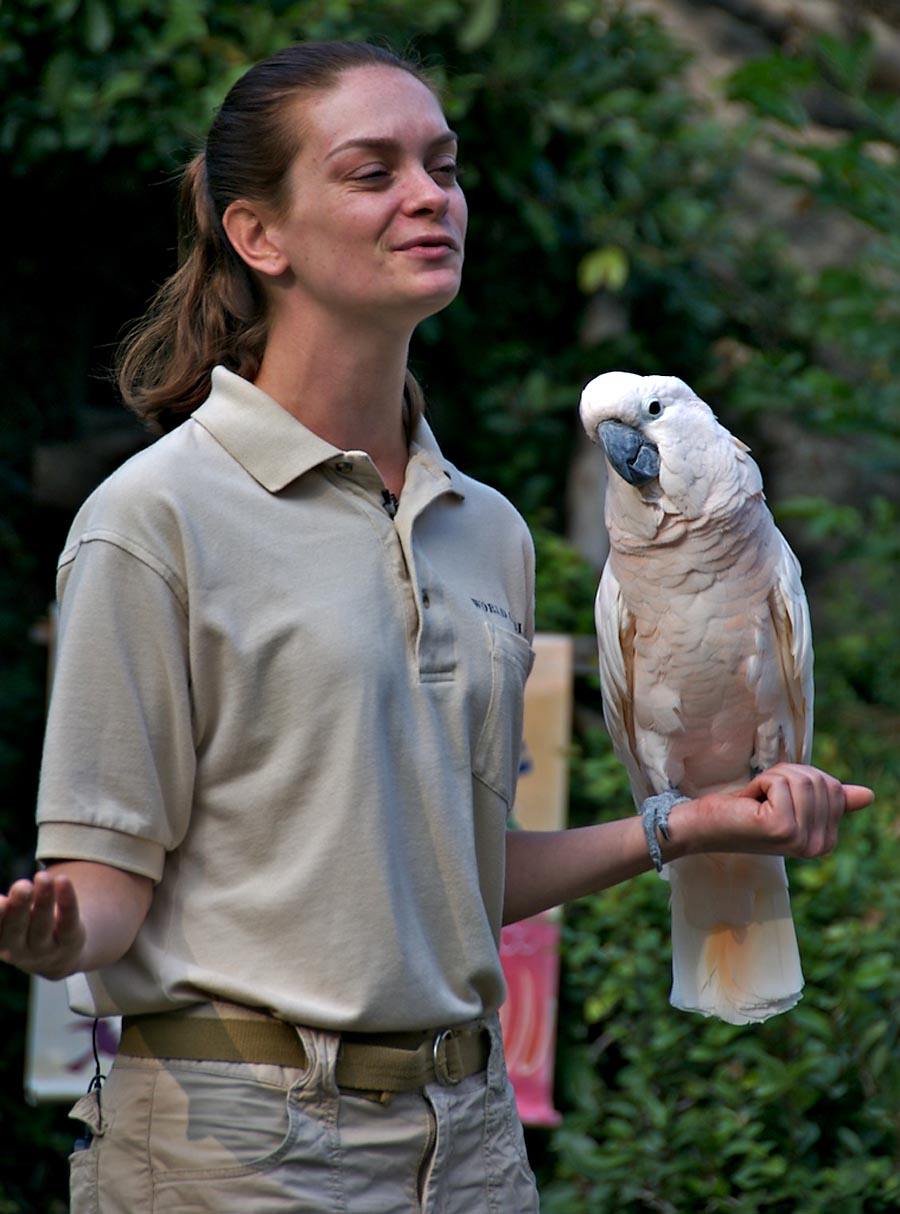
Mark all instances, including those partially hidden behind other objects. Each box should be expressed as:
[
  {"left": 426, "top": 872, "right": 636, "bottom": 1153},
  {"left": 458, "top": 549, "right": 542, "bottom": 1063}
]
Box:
[
  {"left": 500, "top": 912, "right": 563, "bottom": 1126},
  {"left": 500, "top": 633, "right": 573, "bottom": 1127}
]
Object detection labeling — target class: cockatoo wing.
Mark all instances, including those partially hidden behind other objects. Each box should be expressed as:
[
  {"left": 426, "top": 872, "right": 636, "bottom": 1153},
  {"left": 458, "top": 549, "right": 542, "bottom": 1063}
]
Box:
[
  {"left": 766, "top": 534, "right": 814, "bottom": 766},
  {"left": 594, "top": 564, "right": 652, "bottom": 806}
]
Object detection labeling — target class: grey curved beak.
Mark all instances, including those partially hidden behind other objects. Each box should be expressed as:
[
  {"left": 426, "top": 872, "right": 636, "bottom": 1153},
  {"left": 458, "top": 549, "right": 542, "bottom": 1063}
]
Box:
[{"left": 598, "top": 420, "right": 660, "bottom": 486}]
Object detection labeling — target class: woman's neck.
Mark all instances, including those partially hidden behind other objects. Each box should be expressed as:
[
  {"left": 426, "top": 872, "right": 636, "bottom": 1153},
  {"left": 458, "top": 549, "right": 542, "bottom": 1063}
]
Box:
[{"left": 253, "top": 315, "right": 412, "bottom": 497}]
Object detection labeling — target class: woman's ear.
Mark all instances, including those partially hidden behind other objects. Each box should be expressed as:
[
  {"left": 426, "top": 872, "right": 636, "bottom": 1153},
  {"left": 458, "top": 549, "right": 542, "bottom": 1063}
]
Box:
[{"left": 222, "top": 200, "right": 288, "bottom": 277}]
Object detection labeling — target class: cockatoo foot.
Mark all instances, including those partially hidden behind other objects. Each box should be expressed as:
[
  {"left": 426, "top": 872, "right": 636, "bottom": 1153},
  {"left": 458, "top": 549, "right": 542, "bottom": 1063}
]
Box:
[{"left": 640, "top": 788, "right": 690, "bottom": 872}]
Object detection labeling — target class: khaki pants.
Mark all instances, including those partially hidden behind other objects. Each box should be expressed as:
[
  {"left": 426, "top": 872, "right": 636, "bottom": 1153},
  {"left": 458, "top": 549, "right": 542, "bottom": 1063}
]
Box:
[{"left": 68, "top": 1015, "right": 540, "bottom": 1213}]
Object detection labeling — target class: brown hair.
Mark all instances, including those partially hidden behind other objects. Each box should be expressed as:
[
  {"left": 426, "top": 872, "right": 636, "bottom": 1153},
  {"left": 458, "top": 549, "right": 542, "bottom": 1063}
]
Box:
[{"left": 117, "top": 41, "right": 432, "bottom": 433}]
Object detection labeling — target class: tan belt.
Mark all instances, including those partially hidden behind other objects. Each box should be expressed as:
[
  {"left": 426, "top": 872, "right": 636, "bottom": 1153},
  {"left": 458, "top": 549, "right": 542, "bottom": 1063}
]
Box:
[{"left": 118, "top": 1012, "right": 490, "bottom": 1092}]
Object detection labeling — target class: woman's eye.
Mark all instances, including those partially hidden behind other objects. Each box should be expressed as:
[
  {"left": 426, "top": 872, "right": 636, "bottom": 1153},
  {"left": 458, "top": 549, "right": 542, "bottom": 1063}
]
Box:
[
  {"left": 349, "top": 161, "right": 461, "bottom": 186},
  {"left": 351, "top": 166, "right": 391, "bottom": 183}
]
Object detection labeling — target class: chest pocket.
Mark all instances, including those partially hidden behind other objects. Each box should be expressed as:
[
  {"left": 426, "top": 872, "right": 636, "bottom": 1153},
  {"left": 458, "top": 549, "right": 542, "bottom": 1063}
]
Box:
[{"left": 472, "top": 622, "right": 535, "bottom": 810}]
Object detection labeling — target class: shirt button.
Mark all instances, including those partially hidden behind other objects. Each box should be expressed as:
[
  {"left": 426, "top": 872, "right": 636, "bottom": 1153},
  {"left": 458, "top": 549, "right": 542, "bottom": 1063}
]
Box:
[
  {"left": 335, "top": 460, "right": 353, "bottom": 473},
  {"left": 422, "top": 591, "right": 431, "bottom": 608}
]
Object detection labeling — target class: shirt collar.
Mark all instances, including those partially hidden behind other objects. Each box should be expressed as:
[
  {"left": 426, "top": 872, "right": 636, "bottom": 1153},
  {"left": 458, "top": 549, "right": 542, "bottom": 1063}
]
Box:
[
  {"left": 192, "top": 366, "right": 465, "bottom": 498},
  {"left": 192, "top": 367, "right": 340, "bottom": 492},
  {"left": 408, "top": 414, "right": 466, "bottom": 501}
]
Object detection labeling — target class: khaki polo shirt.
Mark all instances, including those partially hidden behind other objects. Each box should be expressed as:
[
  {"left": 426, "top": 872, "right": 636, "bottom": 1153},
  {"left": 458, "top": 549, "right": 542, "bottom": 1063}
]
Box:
[{"left": 36, "top": 367, "right": 535, "bottom": 1031}]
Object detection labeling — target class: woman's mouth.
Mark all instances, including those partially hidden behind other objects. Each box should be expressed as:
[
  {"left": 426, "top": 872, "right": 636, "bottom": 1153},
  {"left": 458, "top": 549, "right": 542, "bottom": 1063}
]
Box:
[{"left": 394, "top": 234, "right": 459, "bottom": 256}]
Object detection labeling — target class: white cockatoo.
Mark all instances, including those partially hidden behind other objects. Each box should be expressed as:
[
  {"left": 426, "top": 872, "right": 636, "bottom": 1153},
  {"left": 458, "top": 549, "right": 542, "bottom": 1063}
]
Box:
[{"left": 579, "top": 371, "right": 813, "bottom": 1025}]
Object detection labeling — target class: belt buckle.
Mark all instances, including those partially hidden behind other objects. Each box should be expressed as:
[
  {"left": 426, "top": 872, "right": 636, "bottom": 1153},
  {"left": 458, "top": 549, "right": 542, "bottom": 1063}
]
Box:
[{"left": 432, "top": 1028, "right": 462, "bottom": 1086}]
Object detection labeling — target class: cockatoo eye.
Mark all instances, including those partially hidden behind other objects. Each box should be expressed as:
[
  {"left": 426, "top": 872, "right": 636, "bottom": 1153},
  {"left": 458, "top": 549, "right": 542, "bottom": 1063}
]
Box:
[{"left": 643, "top": 397, "right": 664, "bottom": 420}]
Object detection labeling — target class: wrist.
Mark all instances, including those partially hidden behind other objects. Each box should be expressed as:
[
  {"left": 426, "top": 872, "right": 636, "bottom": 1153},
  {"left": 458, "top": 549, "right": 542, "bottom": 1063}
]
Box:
[{"left": 658, "top": 796, "right": 705, "bottom": 862}]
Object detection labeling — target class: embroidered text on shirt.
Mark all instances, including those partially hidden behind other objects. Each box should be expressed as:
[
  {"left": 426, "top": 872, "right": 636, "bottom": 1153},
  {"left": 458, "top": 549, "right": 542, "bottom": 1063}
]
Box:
[{"left": 470, "top": 598, "right": 524, "bottom": 634}]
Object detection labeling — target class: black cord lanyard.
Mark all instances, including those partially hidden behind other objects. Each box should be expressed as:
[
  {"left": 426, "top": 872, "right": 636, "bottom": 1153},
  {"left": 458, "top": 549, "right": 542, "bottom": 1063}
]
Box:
[{"left": 74, "top": 1018, "right": 106, "bottom": 1150}]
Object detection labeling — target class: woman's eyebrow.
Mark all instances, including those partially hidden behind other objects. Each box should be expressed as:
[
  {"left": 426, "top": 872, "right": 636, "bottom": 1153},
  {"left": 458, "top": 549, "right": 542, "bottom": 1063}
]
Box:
[{"left": 325, "top": 131, "right": 458, "bottom": 160}]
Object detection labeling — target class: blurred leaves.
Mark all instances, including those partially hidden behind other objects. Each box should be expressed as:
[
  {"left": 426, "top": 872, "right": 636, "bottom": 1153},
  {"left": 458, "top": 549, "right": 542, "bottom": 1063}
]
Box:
[{"left": 577, "top": 247, "right": 629, "bottom": 294}]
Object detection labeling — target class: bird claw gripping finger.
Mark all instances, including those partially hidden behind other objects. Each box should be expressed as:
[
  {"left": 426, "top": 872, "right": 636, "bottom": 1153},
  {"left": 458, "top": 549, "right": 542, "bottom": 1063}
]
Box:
[{"left": 640, "top": 789, "right": 690, "bottom": 872}]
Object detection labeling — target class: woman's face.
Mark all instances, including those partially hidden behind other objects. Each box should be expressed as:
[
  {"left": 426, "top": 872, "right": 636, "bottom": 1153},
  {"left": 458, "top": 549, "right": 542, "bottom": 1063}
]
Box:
[{"left": 267, "top": 66, "right": 467, "bottom": 332}]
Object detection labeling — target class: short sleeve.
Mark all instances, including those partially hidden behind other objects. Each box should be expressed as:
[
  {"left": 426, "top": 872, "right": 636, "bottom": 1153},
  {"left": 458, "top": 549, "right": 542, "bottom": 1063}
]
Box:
[{"left": 36, "top": 536, "right": 196, "bottom": 881}]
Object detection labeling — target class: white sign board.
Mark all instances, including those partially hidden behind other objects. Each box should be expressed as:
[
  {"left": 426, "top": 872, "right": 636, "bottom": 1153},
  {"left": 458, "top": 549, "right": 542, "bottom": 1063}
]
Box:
[{"left": 24, "top": 976, "right": 119, "bottom": 1105}]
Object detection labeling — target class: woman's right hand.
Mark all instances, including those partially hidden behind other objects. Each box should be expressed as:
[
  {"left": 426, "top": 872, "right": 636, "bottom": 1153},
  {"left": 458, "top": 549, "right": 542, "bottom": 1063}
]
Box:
[
  {"left": 0, "top": 861, "right": 153, "bottom": 979},
  {"left": 0, "top": 869, "right": 86, "bottom": 979}
]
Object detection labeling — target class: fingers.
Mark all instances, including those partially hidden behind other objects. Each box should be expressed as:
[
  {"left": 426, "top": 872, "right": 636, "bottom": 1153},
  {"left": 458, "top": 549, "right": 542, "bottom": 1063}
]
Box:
[
  {"left": 745, "top": 763, "right": 873, "bottom": 858},
  {"left": 756, "top": 766, "right": 831, "bottom": 854},
  {"left": 0, "top": 879, "right": 40, "bottom": 959},
  {"left": 28, "top": 871, "right": 66, "bottom": 954},
  {"left": 0, "top": 872, "right": 83, "bottom": 977},
  {"left": 842, "top": 784, "right": 875, "bottom": 812}
]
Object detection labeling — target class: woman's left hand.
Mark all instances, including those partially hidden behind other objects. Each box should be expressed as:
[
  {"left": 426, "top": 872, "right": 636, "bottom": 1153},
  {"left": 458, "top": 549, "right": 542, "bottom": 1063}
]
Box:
[{"left": 681, "top": 763, "right": 874, "bottom": 859}]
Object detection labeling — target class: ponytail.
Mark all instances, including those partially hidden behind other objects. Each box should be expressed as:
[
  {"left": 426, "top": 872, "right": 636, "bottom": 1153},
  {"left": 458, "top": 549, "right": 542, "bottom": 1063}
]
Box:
[{"left": 117, "top": 153, "right": 268, "bottom": 432}]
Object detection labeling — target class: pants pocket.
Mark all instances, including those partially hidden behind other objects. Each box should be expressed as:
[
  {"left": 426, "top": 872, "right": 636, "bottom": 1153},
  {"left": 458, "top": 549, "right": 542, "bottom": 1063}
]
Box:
[
  {"left": 146, "top": 1061, "right": 299, "bottom": 1179},
  {"left": 146, "top": 1059, "right": 342, "bottom": 1213},
  {"left": 483, "top": 1019, "right": 541, "bottom": 1209},
  {"left": 68, "top": 1091, "right": 102, "bottom": 1214},
  {"left": 69, "top": 1147, "right": 100, "bottom": 1214}
]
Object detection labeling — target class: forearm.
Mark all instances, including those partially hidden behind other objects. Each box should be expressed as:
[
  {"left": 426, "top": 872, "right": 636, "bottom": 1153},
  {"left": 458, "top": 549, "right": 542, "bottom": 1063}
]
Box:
[
  {"left": 48, "top": 861, "right": 153, "bottom": 974},
  {"left": 502, "top": 765, "right": 874, "bottom": 925},
  {"left": 503, "top": 816, "right": 660, "bottom": 925}
]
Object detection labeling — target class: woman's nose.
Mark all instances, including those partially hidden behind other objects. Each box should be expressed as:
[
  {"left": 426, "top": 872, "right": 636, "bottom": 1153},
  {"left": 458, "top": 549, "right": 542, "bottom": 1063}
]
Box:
[{"left": 402, "top": 166, "right": 451, "bottom": 216}]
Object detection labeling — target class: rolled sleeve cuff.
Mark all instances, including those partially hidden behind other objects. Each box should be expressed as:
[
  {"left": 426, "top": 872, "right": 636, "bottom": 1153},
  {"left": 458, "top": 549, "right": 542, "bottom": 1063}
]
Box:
[{"left": 36, "top": 822, "right": 166, "bottom": 883}]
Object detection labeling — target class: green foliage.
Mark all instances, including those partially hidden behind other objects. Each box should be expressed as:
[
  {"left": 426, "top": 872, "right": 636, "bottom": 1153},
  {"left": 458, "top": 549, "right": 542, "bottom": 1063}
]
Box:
[
  {"left": 532, "top": 526, "right": 598, "bottom": 638},
  {"left": 2, "top": 1, "right": 899, "bottom": 1210},
  {"left": 780, "top": 495, "right": 899, "bottom": 718}
]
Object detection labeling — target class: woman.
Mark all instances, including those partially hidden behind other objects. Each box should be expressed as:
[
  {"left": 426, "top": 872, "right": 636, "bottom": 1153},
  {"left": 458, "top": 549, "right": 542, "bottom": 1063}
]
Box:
[{"left": 0, "top": 41, "right": 872, "bottom": 1214}]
